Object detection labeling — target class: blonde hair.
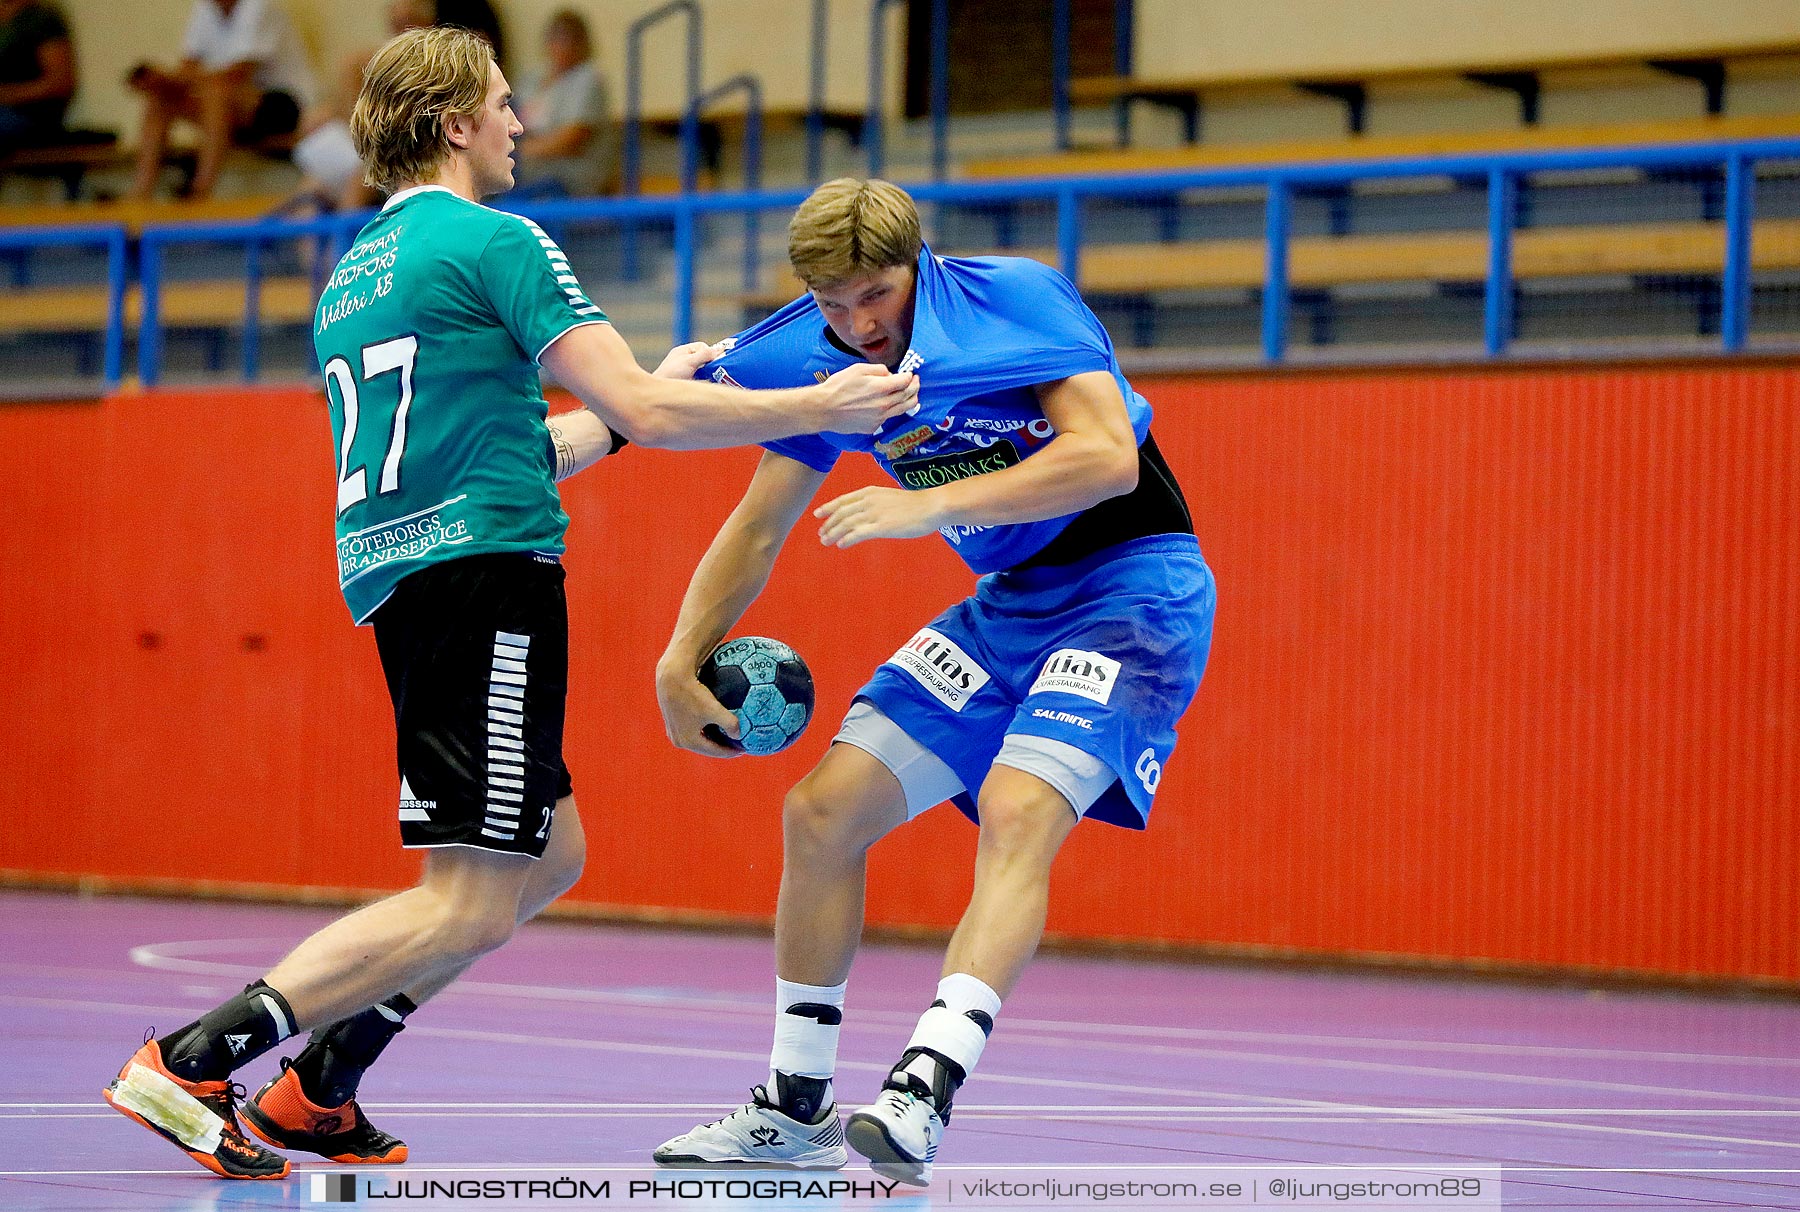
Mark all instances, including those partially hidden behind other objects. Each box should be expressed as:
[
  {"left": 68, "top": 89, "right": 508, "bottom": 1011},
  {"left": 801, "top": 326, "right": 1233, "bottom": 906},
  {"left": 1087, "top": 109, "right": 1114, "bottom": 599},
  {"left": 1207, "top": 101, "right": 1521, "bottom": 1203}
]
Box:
[
  {"left": 787, "top": 178, "right": 923, "bottom": 288},
  {"left": 352, "top": 26, "right": 494, "bottom": 193}
]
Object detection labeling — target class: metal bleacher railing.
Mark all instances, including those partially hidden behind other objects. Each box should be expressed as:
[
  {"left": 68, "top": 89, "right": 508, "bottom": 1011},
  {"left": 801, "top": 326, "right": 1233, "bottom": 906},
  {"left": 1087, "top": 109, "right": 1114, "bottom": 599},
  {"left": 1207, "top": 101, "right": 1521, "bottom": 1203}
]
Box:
[
  {"left": 0, "top": 136, "right": 1795, "bottom": 390},
  {"left": 0, "top": 222, "right": 127, "bottom": 385}
]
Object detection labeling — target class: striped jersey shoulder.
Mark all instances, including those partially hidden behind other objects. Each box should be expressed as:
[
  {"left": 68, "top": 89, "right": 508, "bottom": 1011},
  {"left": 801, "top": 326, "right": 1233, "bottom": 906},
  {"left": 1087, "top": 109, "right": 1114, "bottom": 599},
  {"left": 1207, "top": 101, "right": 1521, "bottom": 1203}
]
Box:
[{"left": 494, "top": 209, "right": 607, "bottom": 321}]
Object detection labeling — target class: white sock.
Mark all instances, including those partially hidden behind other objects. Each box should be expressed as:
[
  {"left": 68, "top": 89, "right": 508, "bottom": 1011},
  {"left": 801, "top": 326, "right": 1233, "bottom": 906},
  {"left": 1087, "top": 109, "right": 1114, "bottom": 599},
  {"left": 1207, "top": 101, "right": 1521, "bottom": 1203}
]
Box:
[
  {"left": 901, "top": 973, "right": 1002, "bottom": 1092},
  {"left": 934, "top": 972, "right": 1003, "bottom": 1024},
  {"left": 769, "top": 977, "right": 846, "bottom": 1093}
]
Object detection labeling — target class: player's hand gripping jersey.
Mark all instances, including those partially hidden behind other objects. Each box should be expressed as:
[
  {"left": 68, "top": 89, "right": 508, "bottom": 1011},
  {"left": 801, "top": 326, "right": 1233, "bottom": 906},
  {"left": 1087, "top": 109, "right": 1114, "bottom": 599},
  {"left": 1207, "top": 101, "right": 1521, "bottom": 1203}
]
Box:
[
  {"left": 314, "top": 186, "right": 609, "bottom": 623},
  {"left": 701, "top": 247, "right": 1155, "bottom": 573}
]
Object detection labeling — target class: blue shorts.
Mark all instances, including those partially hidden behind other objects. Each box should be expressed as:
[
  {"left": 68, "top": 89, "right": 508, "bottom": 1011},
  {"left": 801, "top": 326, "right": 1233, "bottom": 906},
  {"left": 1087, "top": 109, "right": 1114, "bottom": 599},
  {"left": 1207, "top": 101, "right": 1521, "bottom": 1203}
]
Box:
[{"left": 858, "top": 534, "right": 1215, "bottom": 829}]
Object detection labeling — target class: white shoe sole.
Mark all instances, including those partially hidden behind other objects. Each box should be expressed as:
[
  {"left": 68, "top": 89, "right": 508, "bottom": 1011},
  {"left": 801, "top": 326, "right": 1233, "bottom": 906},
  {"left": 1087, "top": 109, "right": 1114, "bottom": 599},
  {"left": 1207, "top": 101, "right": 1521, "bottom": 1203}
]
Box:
[{"left": 845, "top": 1112, "right": 931, "bottom": 1187}]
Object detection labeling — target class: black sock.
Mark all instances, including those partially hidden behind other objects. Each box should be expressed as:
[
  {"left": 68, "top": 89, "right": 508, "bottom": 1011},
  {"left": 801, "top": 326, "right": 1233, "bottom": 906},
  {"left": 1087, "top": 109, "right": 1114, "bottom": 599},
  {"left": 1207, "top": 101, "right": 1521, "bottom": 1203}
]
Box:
[
  {"left": 290, "top": 992, "right": 417, "bottom": 1107},
  {"left": 157, "top": 981, "right": 297, "bottom": 1083}
]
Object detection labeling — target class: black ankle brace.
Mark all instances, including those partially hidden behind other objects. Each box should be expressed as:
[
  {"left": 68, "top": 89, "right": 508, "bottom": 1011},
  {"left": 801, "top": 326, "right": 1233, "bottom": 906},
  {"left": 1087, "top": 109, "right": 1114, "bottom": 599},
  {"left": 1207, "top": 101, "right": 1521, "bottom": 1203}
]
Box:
[
  {"left": 771, "top": 1071, "right": 833, "bottom": 1124},
  {"left": 883, "top": 1046, "right": 966, "bottom": 1122},
  {"left": 293, "top": 993, "right": 415, "bottom": 1107},
  {"left": 159, "top": 980, "right": 297, "bottom": 1082}
]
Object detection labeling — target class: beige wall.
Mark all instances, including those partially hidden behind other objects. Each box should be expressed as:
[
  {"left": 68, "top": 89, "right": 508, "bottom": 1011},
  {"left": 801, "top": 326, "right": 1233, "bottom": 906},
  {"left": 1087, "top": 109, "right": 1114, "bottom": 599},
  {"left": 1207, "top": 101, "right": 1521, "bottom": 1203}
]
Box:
[
  {"left": 53, "top": 0, "right": 1800, "bottom": 137},
  {"left": 1133, "top": 0, "right": 1800, "bottom": 81}
]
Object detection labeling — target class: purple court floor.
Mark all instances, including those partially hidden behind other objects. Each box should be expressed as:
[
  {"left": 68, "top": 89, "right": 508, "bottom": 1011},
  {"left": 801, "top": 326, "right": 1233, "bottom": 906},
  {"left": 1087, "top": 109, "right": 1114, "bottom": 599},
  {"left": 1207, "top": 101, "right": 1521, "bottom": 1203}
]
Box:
[{"left": 1, "top": 889, "right": 1797, "bottom": 1210}]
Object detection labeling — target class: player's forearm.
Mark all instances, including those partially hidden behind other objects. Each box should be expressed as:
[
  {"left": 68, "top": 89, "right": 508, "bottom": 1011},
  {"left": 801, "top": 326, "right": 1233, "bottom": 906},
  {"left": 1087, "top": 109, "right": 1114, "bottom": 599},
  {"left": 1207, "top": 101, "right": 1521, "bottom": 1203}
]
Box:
[
  {"left": 613, "top": 375, "right": 831, "bottom": 450},
  {"left": 927, "top": 432, "right": 1138, "bottom": 528},
  {"left": 546, "top": 407, "right": 619, "bottom": 482},
  {"left": 545, "top": 325, "right": 910, "bottom": 449},
  {"left": 658, "top": 521, "right": 785, "bottom": 677}
]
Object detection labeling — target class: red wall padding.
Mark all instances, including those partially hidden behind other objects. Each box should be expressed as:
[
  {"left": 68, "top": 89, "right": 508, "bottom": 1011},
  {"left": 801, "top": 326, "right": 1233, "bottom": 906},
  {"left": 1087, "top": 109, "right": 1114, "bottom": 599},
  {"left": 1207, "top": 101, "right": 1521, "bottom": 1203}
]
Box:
[{"left": 2, "top": 364, "right": 1795, "bottom": 983}]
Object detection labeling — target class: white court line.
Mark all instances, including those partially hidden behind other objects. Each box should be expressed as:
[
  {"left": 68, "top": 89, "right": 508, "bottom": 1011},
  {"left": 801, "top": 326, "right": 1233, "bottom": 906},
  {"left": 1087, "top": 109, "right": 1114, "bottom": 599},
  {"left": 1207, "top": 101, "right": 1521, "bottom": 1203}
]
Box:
[
  {"left": 0, "top": 994, "right": 1305, "bottom": 1108},
  {"left": 115, "top": 943, "right": 1800, "bottom": 1070},
  {"left": 4, "top": 1165, "right": 1799, "bottom": 1177},
  {"left": 19, "top": 1109, "right": 1800, "bottom": 1120},
  {"left": 492, "top": 1038, "right": 1793, "bottom": 1154},
  {"left": 6, "top": 1112, "right": 1547, "bottom": 1123},
  {"left": 998, "top": 1018, "right": 1800, "bottom": 1071},
  {"left": 9, "top": 986, "right": 1796, "bottom": 1126},
  {"left": 981, "top": 1028, "right": 1800, "bottom": 1108},
  {"left": 1421, "top": 1114, "right": 1800, "bottom": 1153},
  {"left": 22, "top": 1110, "right": 1800, "bottom": 1135},
  {"left": 33, "top": 1092, "right": 1800, "bottom": 1155},
  {"left": 10, "top": 987, "right": 1796, "bottom": 1154},
  {"left": 76, "top": 949, "right": 1800, "bottom": 1111},
  {"left": 16, "top": 1101, "right": 1800, "bottom": 1114},
  {"left": 401, "top": 1021, "right": 1338, "bottom": 1108},
  {"left": 23, "top": 940, "right": 1800, "bottom": 1162},
  {"left": 407, "top": 1017, "right": 1800, "bottom": 1159}
]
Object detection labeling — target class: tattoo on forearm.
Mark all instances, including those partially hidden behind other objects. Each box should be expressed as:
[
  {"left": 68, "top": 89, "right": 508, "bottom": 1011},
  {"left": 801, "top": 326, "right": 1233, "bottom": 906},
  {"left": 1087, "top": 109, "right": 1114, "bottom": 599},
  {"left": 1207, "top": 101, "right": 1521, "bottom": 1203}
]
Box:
[{"left": 553, "top": 428, "right": 576, "bottom": 482}]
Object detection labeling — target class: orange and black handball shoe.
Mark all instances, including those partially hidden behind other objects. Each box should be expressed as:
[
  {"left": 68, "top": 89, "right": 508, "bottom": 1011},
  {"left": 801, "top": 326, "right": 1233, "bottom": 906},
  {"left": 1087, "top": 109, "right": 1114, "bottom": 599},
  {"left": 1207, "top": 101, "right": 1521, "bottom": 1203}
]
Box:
[
  {"left": 103, "top": 1038, "right": 291, "bottom": 1179},
  {"left": 242, "top": 1059, "right": 409, "bottom": 1164}
]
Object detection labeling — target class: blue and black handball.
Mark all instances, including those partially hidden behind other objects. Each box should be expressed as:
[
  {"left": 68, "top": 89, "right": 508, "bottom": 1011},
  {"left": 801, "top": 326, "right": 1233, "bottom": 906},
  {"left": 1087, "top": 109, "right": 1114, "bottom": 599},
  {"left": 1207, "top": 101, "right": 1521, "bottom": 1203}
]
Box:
[{"left": 697, "top": 636, "right": 816, "bottom": 755}]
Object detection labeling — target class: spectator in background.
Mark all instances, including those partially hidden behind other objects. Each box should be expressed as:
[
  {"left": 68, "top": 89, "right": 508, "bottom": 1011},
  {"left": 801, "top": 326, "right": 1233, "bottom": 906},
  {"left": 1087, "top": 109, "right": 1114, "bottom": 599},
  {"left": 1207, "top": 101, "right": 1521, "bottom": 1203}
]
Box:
[
  {"left": 286, "top": 0, "right": 505, "bottom": 214},
  {"left": 434, "top": 0, "right": 504, "bottom": 70},
  {"left": 0, "top": 0, "right": 76, "bottom": 152},
  {"left": 289, "top": 0, "right": 433, "bottom": 212},
  {"left": 126, "top": 0, "right": 316, "bottom": 200},
  {"left": 512, "top": 9, "right": 612, "bottom": 197}
]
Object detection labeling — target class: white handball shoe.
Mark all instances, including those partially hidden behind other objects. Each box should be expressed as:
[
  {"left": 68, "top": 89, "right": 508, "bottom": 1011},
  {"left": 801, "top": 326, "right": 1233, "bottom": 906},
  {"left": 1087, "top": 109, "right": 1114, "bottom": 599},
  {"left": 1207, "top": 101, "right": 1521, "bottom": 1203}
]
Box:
[
  {"left": 846, "top": 1085, "right": 943, "bottom": 1187},
  {"left": 653, "top": 1087, "right": 846, "bottom": 1170}
]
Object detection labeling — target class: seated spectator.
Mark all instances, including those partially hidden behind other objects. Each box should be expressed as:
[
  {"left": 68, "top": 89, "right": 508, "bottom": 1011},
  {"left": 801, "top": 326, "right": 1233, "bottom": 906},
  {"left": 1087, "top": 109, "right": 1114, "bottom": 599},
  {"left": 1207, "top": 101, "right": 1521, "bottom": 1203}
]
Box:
[
  {"left": 434, "top": 0, "right": 504, "bottom": 70},
  {"left": 289, "top": 0, "right": 431, "bottom": 211},
  {"left": 0, "top": 0, "right": 76, "bottom": 152},
  {"left": 512, "top": 8, "right": 612, "bottom": 198},
  {"left": 126, "top": 0, "right": 316, "bottom": 200}
]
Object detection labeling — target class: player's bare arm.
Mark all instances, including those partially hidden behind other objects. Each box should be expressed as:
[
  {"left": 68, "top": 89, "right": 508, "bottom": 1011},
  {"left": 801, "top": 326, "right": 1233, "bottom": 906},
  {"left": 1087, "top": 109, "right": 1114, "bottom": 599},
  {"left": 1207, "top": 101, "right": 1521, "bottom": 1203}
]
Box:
[
  {"left": 540, "top": 323, "right": 917, "bottom": 451},
  {"left": 545, "top": 408, "right": 618, "bottom": 482},
  {"left": 540, "top": 343, "right": 727, "bottom": 482},
  {"left": 656, "top": 451, "right": 828, "bottom": 756},
  {"left": 814, "top": 369, "right": 1138, "bottom": 549}
]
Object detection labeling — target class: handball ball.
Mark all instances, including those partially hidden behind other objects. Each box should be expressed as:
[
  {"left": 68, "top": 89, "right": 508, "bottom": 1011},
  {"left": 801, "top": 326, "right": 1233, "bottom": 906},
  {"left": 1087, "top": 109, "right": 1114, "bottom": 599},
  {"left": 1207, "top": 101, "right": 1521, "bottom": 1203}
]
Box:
[{"left": 697, "top": 636, "right": 815, "bottom": 755}]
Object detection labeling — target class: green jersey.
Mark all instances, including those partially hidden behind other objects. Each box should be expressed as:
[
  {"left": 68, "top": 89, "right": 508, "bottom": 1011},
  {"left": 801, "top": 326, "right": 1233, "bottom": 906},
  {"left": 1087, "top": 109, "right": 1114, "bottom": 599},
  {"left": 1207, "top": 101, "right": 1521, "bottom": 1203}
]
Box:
[{"left": 314, "top": 185, "right": 608, "bottom": 623}]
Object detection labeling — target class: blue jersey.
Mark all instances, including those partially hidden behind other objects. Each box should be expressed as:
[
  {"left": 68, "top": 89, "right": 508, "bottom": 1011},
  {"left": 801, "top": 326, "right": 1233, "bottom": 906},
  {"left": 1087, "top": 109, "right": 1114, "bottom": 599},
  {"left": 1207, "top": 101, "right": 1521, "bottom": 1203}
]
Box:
[{"left": 700, "top": 247, "right": 1152, "bottom": 574}]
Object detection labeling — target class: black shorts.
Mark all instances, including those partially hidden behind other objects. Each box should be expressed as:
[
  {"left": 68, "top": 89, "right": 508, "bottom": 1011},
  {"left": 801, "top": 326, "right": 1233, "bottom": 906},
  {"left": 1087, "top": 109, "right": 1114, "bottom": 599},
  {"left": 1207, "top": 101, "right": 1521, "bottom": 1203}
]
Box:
[{"left": 372, "top": 552, "right": 573, "bottom": 859}]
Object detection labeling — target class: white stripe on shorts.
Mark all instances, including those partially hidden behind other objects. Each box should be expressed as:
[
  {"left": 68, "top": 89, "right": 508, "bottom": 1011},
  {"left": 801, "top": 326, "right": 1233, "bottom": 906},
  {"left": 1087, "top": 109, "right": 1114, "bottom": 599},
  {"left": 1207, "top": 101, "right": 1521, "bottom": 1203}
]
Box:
[{"left": 485, "top": 629, "right": 534, "bottom": 846}]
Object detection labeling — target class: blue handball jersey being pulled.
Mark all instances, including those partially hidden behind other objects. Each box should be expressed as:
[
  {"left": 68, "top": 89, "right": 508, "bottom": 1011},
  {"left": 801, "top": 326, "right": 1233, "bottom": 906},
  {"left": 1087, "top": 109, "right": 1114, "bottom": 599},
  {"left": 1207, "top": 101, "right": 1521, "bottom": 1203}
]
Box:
[{"left": 699, "top": 247, "right": 1153, "bottom": 574}]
